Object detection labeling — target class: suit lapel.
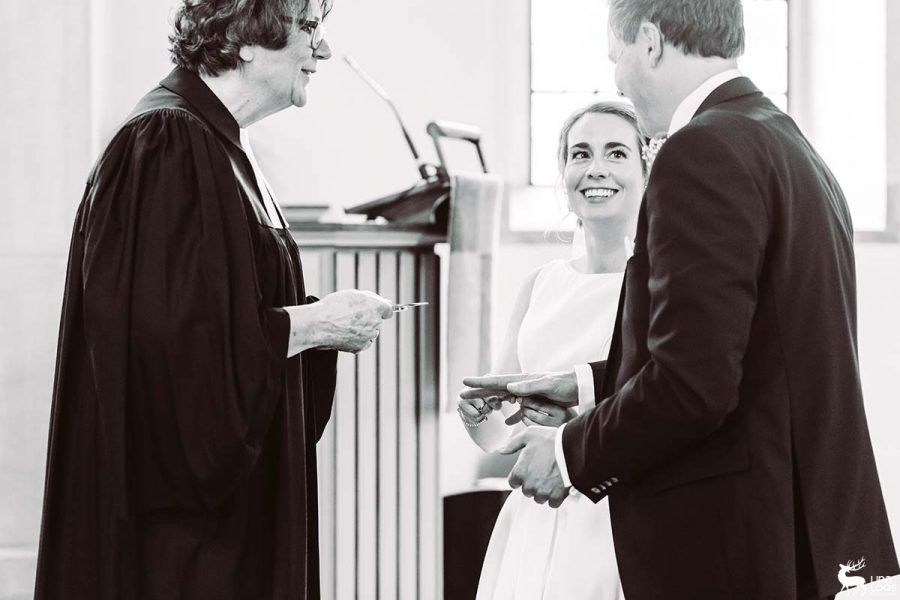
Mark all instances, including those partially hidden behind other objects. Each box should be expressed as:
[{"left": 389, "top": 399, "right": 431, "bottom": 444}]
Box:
[
  {"left": 601, "top": 198, "right": 648, "bottom": 399},
  {"left": 601, "top": 276, "right": 628, "bottom": 399}
]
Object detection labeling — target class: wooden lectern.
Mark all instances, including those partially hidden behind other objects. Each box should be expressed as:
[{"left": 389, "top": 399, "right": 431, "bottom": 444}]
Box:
[{"left": 288, "top": 170, "right": 502, "bottom": 600}]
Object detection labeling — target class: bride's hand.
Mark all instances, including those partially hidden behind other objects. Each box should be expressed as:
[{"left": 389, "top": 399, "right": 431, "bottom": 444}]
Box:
[
  {"left": 457, "top": 394, "right": 509, "bottom": 426},
  {"left": 514, "top": 396, "right": 570, "bottom": 428}
]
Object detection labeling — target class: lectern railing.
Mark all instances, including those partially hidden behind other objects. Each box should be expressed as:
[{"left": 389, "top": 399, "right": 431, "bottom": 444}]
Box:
[{"left": 290, "top": 223, "right": 443, "bottom": 600}]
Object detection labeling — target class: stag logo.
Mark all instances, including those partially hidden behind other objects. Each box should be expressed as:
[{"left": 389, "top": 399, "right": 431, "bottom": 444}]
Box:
[{"left": 838, "top": 557, "right": 867, "bottom": 591}]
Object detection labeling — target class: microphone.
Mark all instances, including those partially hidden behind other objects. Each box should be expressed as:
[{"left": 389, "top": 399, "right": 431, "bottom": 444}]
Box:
[
  {"left": 343, "top": 55, "right": 437, "bottom": 181},
  {"left": 426, "top": 121, "right": 488, "bottom": 174},
  {"left": 342, "top": 55, "right": 487, "bottom": 225}
]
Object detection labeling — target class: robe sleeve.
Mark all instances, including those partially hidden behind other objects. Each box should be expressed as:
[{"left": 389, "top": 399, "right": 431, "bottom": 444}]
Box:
[
  {"left": 81, "top": 108, "right": 290, "bottom": 510},
  {"left": 301, "top": 295, "right": 338, "bottom": 442}
]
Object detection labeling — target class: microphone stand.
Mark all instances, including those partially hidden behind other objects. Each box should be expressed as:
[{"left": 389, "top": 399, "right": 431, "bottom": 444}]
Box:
[
  {"left": 343, "top": 55, "right": 487, "bottom": 225},
  {"left": 343, "top": 55, "right": 441, "bottom": 182}
]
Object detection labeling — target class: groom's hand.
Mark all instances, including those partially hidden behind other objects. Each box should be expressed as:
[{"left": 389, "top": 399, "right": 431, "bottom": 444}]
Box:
[
  {"left": 463, "top": 371, "right": 579, "bottom": 408},
  {"left": 461, "top": 373, "right": 532, "bottom": 399},
  {"left": 506, "top": 371, "right": 578, "bottom": 408},
  {"left": 498, "top": 426, "right": 569, "bottom": 508},
  {"left": 460, "top": 374, "right": 524, "bottom": 422}
]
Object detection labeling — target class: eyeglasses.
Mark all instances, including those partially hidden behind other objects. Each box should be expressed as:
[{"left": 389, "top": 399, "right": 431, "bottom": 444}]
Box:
[{"left": 282, "top": 17, "right": 326, "bottom": 50}]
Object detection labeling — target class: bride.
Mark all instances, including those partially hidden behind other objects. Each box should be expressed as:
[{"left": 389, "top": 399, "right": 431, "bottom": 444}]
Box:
[{"left": 458, "top": 101, "right": 647, "bottom": 600}]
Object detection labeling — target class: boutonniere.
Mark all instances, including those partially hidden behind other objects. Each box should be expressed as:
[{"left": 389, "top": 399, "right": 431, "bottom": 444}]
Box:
[{"left": 641, "top": 135, "right": 667, "bottom": 169}]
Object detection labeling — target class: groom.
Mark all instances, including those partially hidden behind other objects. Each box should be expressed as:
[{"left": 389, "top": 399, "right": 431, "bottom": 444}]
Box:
[{"left": 464, "top": 0, "right": 897, "bottom": 597}]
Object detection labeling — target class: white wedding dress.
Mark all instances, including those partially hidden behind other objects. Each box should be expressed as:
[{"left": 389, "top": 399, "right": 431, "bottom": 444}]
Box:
[{"left": 476, "top": 259, "right": 626, "bottom": 600}]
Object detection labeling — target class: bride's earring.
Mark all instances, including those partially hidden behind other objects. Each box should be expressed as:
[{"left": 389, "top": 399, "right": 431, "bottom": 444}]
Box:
[{"left": 566, "top": 204, "right": 581, "bottom": 228}]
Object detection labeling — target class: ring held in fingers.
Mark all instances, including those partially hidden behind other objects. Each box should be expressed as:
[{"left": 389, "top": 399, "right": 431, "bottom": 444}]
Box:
[
  {"left": 457, "top": 406, "right": 486, "bottom": 427},
  {"left": 477, "top": 399, "right": 494, "bottom": 415}
]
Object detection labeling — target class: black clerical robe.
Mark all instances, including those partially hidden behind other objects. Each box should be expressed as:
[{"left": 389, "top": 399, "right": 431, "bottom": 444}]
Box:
[{"left": 35, "top": 68, "right": 337, "bottom": 600}]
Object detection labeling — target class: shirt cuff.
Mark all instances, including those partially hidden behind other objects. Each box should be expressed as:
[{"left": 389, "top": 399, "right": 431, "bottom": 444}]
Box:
[
  {"left": 555, "top": 423, "right": 572, "bottom": 488},
  {"left": 573, "top": 363, "right": 596, "bottom": 416}
]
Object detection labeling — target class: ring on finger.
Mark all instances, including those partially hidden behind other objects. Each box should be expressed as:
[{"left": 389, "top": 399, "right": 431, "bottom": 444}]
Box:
[
  {"left": 526, "top": 408, "right": 546, "bottom": 422},
  {"left": 458, "top": 406, "right": 486, "bottom": 424}
]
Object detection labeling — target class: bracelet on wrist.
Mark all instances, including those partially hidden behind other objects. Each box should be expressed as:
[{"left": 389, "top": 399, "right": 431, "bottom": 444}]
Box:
[{"left": 458, "top": 406, "right": 486, "bottom": 428}]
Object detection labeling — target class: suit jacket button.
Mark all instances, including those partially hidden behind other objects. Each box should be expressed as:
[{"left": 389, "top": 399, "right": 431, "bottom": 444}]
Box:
[{"left": 591, "top": 487, "right": 602, "bottom": 494}]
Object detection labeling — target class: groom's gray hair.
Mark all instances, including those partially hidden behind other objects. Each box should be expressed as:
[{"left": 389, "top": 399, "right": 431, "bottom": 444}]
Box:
[{"left": 608, "top": 0, "right": 745, "bottom": 59}]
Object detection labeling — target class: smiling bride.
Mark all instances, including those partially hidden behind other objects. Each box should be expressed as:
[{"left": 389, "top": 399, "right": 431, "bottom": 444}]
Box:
[{"left": 457, "top": 101, "right": 647, "bottom": 600}]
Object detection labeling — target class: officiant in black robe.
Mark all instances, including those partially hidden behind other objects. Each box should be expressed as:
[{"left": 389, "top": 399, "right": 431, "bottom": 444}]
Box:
[{"left": 35, "top": 1, "right": 393, "bottom": 598}]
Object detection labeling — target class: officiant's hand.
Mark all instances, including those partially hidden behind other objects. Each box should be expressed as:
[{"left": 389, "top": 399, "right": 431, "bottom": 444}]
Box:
[
  {"left": 306, "top": 290, "right": 394, "bottom": 353},
  {"left": 499, "top": 426, "right": 569, "bottom": 508}
]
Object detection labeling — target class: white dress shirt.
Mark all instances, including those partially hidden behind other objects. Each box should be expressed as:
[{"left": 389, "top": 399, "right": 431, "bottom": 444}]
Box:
[
  {"left": 240, "top": 129, "right": 286, "bottom": 229},
  {"left": 554, "top": 69, "right": 744, "bottom": 489},
  {"left": 666, "top": 69, "right": 743, "bottom": 136}
]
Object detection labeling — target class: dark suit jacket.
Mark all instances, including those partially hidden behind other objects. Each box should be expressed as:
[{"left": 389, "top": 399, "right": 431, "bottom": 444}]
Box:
[{"left": 561, "top": 77, "right": 898, "bottom": 598}]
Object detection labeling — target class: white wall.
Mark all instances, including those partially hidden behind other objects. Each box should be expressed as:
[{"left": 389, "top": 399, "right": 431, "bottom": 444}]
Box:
[
  {"left": 0, "top": 3, "right": 92, "bottom": 598},
  {"left": 854, "top": 243, "right": 900, "bottom": 547},
  {"left": 81, "top": 0, "right": 532, "bottom": 211},
  {"left": 250, "top": 0, "right": 530, "bottom": 209},
  {"left": 790, "top": 0, "right": 887, "bottom": 231},
  {"left": 88, "top": 0, "right": 176, "bottom": 151}
]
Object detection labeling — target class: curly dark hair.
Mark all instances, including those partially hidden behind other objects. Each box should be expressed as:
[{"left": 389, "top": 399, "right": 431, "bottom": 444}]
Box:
[{"left": 169, "top": 0, "right": 332, "bottom": 76}]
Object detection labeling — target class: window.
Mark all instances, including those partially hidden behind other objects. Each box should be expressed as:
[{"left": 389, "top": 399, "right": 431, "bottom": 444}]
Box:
[{"left": 519, "top": 0, "right": 789, "bottom": 227}]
